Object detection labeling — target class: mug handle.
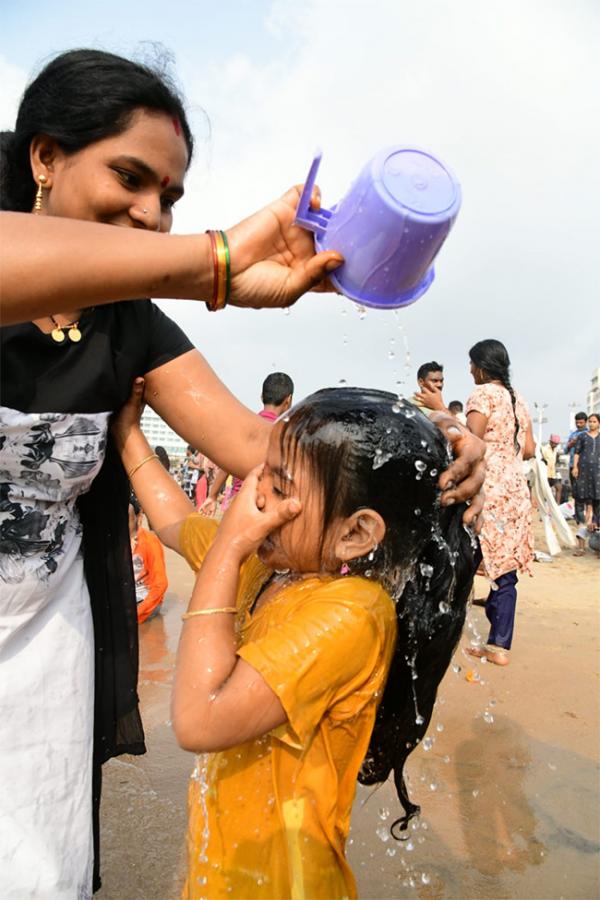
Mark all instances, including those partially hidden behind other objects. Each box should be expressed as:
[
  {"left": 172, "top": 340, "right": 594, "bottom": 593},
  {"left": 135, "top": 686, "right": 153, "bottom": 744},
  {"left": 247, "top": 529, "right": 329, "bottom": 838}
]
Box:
[{"left": 294, "top": 150, "right": 333, "bottom": 236}]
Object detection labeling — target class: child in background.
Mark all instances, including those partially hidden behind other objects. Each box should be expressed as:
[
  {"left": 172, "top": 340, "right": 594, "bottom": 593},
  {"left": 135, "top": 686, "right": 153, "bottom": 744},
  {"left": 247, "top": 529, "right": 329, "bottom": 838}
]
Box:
[
  {"left": 114, "top": 382, "right": 476, "bottom": 899},
  {"left": 128, "top": 498, "right": 168, "bottom": 624}
]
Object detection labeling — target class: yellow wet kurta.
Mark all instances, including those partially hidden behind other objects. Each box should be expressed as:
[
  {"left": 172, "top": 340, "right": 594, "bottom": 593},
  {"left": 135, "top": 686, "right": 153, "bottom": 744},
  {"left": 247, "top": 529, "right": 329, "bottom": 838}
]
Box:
[{"left": 179, "top": 514, "right": 397, "bottom": 900}]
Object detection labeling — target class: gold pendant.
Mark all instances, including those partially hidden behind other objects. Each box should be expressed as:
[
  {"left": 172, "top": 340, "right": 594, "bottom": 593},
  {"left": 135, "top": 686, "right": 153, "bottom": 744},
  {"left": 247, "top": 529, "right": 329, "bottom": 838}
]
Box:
[
  {"left": 68, "top": 326, "right": 82, "bottom": 342},
  {"left": 51, "top": 327, "right": 66, "bottom": 343}
]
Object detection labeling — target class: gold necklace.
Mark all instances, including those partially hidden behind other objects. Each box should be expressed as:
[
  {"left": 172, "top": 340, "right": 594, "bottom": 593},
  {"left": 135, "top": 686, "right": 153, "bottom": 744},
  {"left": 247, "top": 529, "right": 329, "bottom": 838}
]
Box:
[{"left": 49, "top": 314, "right": 82, "bottom": 343}]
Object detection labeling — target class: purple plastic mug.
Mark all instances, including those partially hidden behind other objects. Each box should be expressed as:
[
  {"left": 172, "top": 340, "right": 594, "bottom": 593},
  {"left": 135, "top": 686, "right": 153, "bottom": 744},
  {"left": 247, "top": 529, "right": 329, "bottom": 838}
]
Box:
[{"left": 295, "top": 146, "right": 461, "bottom": 309}]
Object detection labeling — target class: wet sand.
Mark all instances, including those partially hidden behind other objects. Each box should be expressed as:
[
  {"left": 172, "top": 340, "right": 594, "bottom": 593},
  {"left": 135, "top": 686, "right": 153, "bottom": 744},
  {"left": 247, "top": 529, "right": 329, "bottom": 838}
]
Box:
[{"left": 99, "top": 525, "right": 599, "bottom": 899}]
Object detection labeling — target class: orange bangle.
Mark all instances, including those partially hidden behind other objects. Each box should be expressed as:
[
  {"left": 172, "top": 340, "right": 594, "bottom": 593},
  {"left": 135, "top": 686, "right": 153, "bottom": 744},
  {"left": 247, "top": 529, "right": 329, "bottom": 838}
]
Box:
[{"left": 205, "top": 230, "right": 230, "bottom": 311}]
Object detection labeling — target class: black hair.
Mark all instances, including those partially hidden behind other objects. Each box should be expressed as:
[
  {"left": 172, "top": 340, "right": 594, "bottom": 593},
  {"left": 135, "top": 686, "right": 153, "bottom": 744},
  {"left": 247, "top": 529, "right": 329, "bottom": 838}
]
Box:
[
  {"left": 154, "top": 445, "right": 171, "bottom": 472},
  {"left": 129, "top": 495, "right": 141, "bottom": 516},
  {"left": 448, "top": 400, "right": 463, "bottom": 413},
  {"left": 279, "top": 388, "right": 476, "bottom": 835},
  {"left": 1, "top": 48, "right": 194, "bottom": 212},
  {"left": 575, "top": 412, "right": 588, "bottom": 422},
  {"left": 262, "top": 372, "right": 294, "bottom": 407},
  {"left": 417, "top": 361, "right": 444, "bottom": 382},
  {"left": 469, "top": 339, "right": 520, "bottom": 453}
]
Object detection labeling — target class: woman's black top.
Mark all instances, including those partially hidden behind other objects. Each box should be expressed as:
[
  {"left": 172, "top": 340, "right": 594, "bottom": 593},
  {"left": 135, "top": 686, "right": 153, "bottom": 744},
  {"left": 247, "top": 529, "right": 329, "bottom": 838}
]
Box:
[{"left": 1, "top": 301, "right": 193, "bottom": 763}]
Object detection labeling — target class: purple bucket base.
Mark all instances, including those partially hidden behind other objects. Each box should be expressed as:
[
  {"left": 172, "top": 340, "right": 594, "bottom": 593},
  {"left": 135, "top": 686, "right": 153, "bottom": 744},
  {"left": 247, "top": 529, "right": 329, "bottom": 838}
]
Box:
[{"left": 326, "top": 265, "right": 435, "bottom": 310}]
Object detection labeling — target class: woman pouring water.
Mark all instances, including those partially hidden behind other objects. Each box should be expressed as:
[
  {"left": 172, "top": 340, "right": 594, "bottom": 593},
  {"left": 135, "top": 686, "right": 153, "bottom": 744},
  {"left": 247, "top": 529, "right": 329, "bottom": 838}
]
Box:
[{"left": 0, "top": 48, "right": 485, "bottom": 897}]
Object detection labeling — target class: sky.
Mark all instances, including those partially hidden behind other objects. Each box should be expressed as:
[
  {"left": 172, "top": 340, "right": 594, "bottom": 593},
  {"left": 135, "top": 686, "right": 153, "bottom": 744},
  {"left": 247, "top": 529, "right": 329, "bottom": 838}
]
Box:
[{"left": 2, "top": 0, "right": 599, "bottom": 439}]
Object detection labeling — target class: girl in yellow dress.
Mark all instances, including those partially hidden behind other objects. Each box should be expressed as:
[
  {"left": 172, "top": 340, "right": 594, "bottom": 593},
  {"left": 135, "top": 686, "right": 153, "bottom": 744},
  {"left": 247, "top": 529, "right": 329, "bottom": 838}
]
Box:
[{"left": 114, "top": 382, "right": 476, "bottom": 899}]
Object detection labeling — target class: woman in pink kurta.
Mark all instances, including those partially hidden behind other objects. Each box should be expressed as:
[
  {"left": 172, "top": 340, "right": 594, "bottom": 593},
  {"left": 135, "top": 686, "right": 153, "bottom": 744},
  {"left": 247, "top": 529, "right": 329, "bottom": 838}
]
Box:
[{"left": 465, "top": 340, "right": 535, "bottom": 666}]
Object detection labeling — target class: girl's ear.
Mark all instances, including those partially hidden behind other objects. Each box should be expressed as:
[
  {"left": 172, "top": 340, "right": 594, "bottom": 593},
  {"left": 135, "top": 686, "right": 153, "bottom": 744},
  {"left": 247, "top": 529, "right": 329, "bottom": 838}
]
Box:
[{"left": 335, "top": 509, "right": 386, "bottom": 562}]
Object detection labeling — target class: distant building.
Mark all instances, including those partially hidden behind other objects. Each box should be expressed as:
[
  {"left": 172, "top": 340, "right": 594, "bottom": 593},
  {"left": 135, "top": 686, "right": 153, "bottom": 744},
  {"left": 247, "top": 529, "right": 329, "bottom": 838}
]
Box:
[
  {"left": 588, "top": 368, "right": 600, "bottom": 416},
  {"left": 140, "top": 407, "right": 187, "bottom": 460}
]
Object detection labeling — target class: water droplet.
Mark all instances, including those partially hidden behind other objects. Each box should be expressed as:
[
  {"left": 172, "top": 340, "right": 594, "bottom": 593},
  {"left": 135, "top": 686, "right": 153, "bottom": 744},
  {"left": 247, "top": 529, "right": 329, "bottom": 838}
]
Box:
[
  {"left": 452, "top": 664, "right": 461, "bottom": 674},
  {"left": 379, "top": 807, "right": 390, "bottom": 821},
  {"left": 472, "top": 789, "right": 480, "bottom": 797},
  {"left": 483, "top": 711, "right": 494, "bottom": 724},
  {"left": 405, "top": 840, "right": 415, "bottom": 851},
  {"left": 421, "top": 873, "right": 431, "bottom": 885},
  {"left": 392, "top": 403, "right": 401, "bottom": 414},
  {"left": 436, "top": 722, "right": 444, "bottom": 732},
  {"left": 489, "top": 698, "right": 497, "bottom": 707},
  {"left": 388, "top": 351, "right": 396, "bottom": 360},
  {"left": 429, "top": 782, "right": 438, "bottom": 792},
  {"left": 422, "top": 737, "right": 434, "bottom": 751},
  {"left": 376, "top": 825, "right": 390, "bottom": 842},
  {"left": 386, "top": 846, "right": 396, "bottom": 857},
  {"left": 414, "top": 508, "right": 421, "bottom": 516},
  {"left": 420, "top": 563, "right": 434, "bottom": 578},
  {"left": 356, "top": 305, "right": 367, "bottom": 320},
  {"left": 439, "top": 601, "right": 450, "bottom": 614},
  {"left": 415, "top": 714, "right": 424, "bottom": 725},
  {"left": 443, "top": 754, "right": 450, "bottom": 764},
  {"left": 283, "top": 307, "right": 291, "bottom": 316}
]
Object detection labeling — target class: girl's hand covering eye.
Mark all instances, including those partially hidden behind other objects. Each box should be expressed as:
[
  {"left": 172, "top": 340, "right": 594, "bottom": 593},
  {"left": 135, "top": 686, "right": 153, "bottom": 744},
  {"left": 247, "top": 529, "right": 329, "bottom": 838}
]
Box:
[
  {"left": 213, "top": 464, "right": 302, "bottom": 562},
  {"left": 111, "top": 377, "right": 145, "bottom": 449},
  {"left": 429, "top": 412, "right": 486, "bottom": 532}
]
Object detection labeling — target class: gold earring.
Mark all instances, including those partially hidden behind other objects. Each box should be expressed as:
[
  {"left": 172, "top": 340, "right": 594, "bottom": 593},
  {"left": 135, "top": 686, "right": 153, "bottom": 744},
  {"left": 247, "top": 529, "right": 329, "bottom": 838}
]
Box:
[{"left": 34, "top": 174, "right": 48, "bottom": 214}]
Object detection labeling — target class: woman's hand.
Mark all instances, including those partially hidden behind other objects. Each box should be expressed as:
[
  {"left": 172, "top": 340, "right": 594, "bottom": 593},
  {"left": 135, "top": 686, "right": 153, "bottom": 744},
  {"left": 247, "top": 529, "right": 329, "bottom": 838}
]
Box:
[
  {"left": 212, "top": 464, "right": 301, "bottom": 562},
  {"left": 430, "top": 412, "right": 486, "bottom": 530},
  {"left": 226, "top": 186, "right": 343, "bottom": 309},
  {"left": 111, "top": 377, "right": 145, "bottom": 453}
]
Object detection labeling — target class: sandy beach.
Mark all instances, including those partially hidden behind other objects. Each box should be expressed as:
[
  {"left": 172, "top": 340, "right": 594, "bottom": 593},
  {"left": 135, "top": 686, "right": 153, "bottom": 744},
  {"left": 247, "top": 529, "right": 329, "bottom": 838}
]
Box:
[{"left": 98, "top": 522, "right": 599, "bottom": 899}]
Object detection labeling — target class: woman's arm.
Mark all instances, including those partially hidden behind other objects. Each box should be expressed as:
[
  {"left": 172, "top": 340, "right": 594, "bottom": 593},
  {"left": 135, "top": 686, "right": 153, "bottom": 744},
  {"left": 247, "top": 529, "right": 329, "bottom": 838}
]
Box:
[
  {"left": 572, "top": 452, "right": 580, "bottom": 478},
  {"left": 172, "top": 467, "right": 301, "bottom": 753},
  {"left": 466, "top": 410, "right": 488, "bottom": 440},
  {"left": 0, "top": 213, "right": 211, "bottom": 322},
  {"left": 144, "top": 350, "right": 271, "bottom": 478},
  {"left": 0, "top": 187, "right": 342, "bottom": 324}
]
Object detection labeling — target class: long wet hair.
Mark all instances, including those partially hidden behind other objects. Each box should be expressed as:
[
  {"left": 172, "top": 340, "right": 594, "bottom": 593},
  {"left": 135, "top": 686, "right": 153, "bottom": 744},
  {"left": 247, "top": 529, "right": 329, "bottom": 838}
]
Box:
[
  {"left": 0, "top": 48, "right": 194, "bottom": 212},
  {"left": 469, "top": 339, "right": 520, "bottom": 453},
  {"left": 279, "top": 388, "right": 476, "bottom": 835}
]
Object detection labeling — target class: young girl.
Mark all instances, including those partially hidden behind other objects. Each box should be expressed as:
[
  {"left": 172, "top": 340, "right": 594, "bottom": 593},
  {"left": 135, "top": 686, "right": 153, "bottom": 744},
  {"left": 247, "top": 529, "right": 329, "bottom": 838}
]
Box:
[{"left": 113, "top": 381, "right": 476, "bottom": 899}]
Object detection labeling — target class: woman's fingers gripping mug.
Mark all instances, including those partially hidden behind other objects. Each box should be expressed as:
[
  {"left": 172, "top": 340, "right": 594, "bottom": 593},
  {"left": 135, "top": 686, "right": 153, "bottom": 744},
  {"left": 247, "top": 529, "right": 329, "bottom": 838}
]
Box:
[{"left": 295, "top": 146, "right": 461, "bottom": 309}]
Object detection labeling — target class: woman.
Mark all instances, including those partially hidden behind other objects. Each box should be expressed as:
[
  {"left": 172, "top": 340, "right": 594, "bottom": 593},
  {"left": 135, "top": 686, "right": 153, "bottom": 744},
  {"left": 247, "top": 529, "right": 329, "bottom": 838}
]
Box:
[
  {"left": 464, "top": 339, "right": 535, "bottom": 666},
  {"left": 0, "top": 49, "right": 484, "bottom": 898},
  {"left": 572, "top": 412, "right": 600, "bottom": 552}
]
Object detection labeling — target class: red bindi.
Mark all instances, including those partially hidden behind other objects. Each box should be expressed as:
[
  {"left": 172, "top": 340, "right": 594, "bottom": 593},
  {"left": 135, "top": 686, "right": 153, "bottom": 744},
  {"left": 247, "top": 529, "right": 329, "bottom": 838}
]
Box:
[
  {"left": 161, "top": 176, "right": 170, "bottom": 188},
  {"left": 172, "top": 117, "right": 181, "bottom": 136}
]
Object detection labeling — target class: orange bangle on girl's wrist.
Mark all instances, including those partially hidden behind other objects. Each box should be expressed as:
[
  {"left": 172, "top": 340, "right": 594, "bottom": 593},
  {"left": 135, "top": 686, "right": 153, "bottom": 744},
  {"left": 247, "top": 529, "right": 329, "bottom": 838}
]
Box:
[{"left": 205, "top": 230, "right": 231, "bottom": 311}]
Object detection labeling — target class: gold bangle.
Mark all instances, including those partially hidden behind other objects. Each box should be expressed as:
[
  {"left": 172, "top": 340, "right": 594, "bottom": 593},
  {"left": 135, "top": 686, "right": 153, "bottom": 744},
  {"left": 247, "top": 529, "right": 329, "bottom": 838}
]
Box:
[
  {"left": 181, "top": 606, "right": 237, "bottom": 620},
  {"left": 128, "top": 453, "right": 159, "bottom": 479}
]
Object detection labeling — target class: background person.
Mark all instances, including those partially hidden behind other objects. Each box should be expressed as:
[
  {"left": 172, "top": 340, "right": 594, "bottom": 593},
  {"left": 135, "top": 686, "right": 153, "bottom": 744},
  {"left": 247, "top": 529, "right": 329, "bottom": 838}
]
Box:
[
  {"left": 128, "top": 497, "right": 168, "bottom": 623},
  {"left": 567, "top": 412, "right": 589, "bottom": 524},
  {"left": 464, "top": 339, "right": 535, "bottom": 667},
  {"left": 541, "top": 433, "right": 563, "bottom": 503},
  {"left": 448, "top": 399, "right": 467, "bottom": 425},
  {"left": 411, "top": 361, "right": 445, "bottom": 417},
  {"left": 572, "top": 413, "right": 600, "bottom": 555}
]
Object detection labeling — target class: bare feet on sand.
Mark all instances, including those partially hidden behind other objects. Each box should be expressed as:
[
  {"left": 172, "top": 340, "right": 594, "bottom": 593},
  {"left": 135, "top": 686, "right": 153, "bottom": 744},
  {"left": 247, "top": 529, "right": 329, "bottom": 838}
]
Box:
[{"left": 466, "top": 646, "right": 510, "bottom": 666}]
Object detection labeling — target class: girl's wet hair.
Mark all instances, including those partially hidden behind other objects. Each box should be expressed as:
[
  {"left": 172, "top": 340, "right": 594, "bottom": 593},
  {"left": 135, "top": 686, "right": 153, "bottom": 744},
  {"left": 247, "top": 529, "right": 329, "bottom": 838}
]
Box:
[
  {"left": 280, "top": 387, "right": 476, "bottom": 835},
  {"left": 1, "top": 48, "right": 194, "bottom": 212}
]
